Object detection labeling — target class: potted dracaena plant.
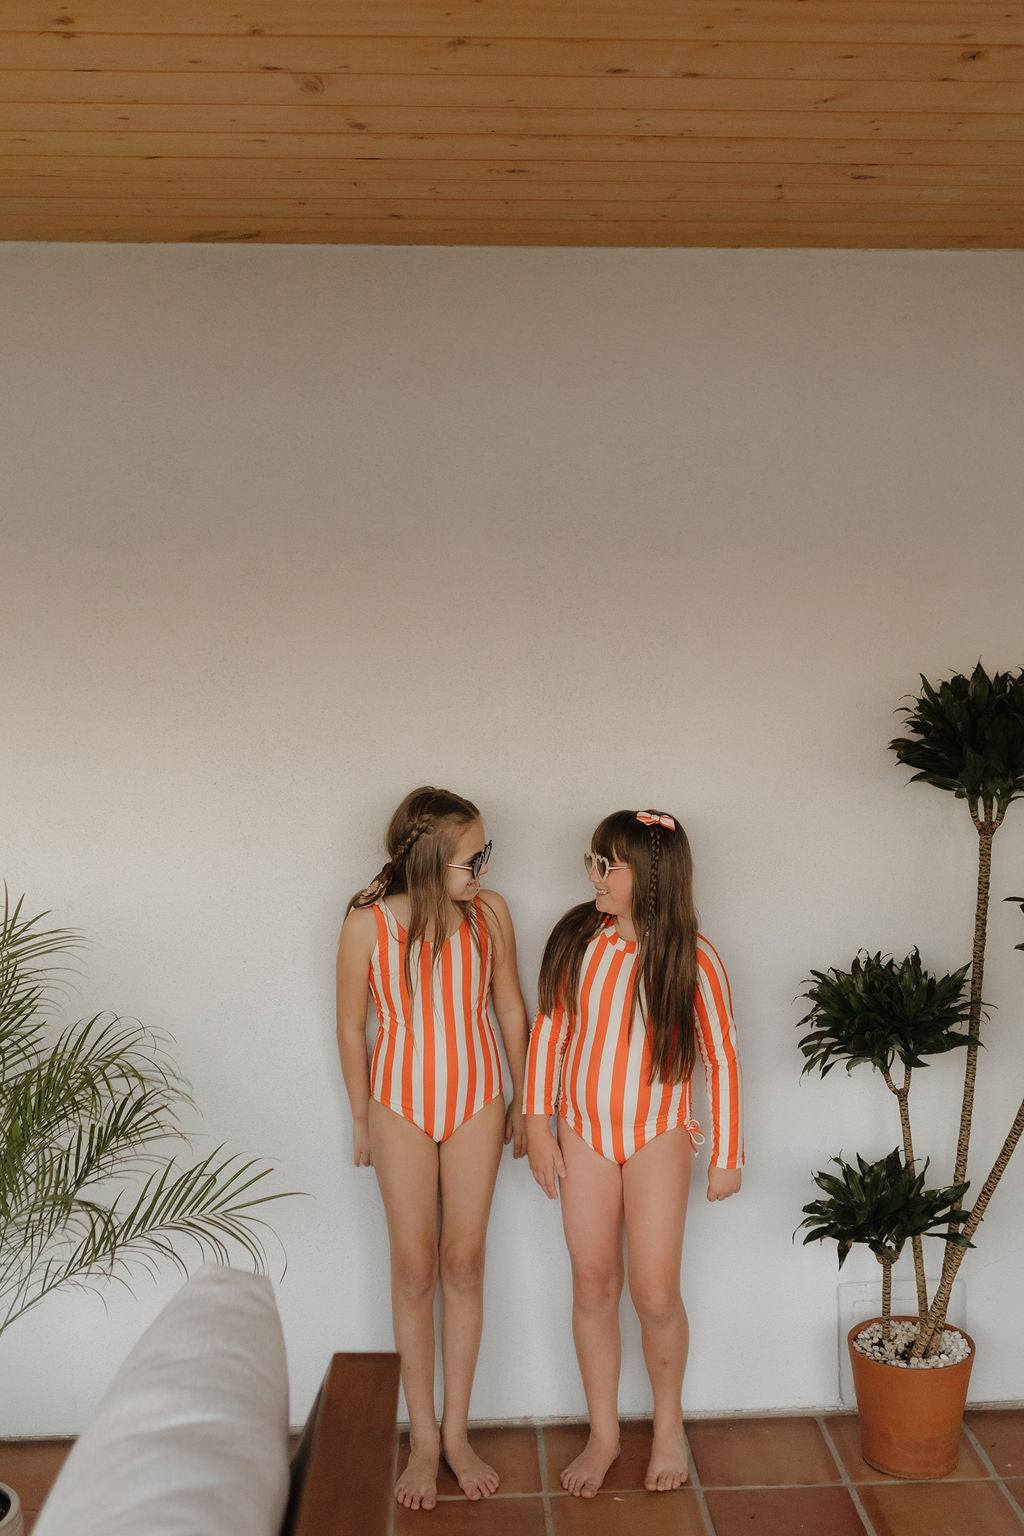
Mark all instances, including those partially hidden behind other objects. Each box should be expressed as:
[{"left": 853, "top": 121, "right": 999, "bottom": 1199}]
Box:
[
  {"left": 797, "top": 663, "right": 1024, "bottom": 1480},
  {"left": 0, "top": 891, "right": 291, "bottom": 1534}
]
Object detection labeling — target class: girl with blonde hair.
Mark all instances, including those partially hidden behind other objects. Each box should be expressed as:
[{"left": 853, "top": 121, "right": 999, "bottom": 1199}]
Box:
[{"left": 337, "top": 786, "right": 529, "bottom": 1511}]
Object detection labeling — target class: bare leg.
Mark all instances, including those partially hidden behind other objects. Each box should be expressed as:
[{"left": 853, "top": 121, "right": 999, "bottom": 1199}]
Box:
[
  {"left": 437, "top": 1095, "right": 505, "bottom": 1499},
  {"left": 622, "top": 1128, "right": 694, "bottom": 1491},
  {"left": 368, "top": 1101, "right": 441, "bottom": 1511},
  {"left": 557, "top": 1124, "right": 625, "bottom": 1497}
]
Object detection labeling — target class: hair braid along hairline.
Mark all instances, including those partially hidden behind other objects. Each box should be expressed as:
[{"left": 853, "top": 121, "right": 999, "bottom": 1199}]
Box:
[
  {"left": 347, "top": 811, "right": 438, "bottom": 911},
  {"left": 388, "top": 812, "right": 434, "bottom": 867}
]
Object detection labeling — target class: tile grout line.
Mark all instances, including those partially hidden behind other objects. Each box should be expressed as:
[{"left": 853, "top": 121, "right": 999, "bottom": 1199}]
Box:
[
  {"left": 535, "top": 1424, "right": 556, "bottom": 1536},
  {"left": 962, "top": 1421, "right": 1024, "bottom": 1529},
  {"left": 693, "top": 1477, "right": 990, "bottom": 1490},
  {"left": 685, "top": 1427, "right": 719, "bottom": 1536},
  {"left": 430, "top": 1491, "right": 554, "bottom": 1502},
  {"left": 816, "top": 1414, "right": 880, "bottom": 1536}
]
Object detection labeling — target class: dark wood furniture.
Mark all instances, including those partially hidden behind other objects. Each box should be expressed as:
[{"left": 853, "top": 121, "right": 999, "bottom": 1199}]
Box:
[{"left": 283, "top": 1352, "right": 400, "bottom": 1536}]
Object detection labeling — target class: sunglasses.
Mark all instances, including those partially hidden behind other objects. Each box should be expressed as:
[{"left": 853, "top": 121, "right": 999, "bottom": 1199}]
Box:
[
  {"left": 449, "top": 841, "right": 492, "bottom": 881},
  {"left": 584, "top": 851, "right": 629, "bottom": 882}
]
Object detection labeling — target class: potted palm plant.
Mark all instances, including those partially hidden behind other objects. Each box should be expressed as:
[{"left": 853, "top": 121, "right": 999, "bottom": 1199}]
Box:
[
  {"left": 798, "top": 950, "right": 973, "bottom": 1320},
  {"left": 0, "top": 891, "right": 290, "bottom": 1533},
  {"left": 797, "top": 664, "right": 1024, "bottom": 1478},
  {"left": 799, "top": 1148, "right": 974, "bottom": 1479},
  {"left": 889, "top": 665, "right": 1024, "bottom": 1356},
  {"left": 797, "top": 952, "right": 976, "bottom": 1476}
]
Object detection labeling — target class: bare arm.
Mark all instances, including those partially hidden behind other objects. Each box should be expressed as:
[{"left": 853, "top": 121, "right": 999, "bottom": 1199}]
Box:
[
  {"left": 524, "top": 1114, "right": 567, "bottom": 1199},
  {"left": 336, "top": 906, "right": 377, "bottom": 1167},
  {"left": 480, "top": 890, "right": 529, "bottom": 1158}
]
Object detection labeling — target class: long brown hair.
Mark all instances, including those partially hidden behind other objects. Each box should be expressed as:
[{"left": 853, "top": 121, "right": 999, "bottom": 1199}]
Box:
[
  {"left": 347, "top": 785, "right": 485, "bottom": 996},
  {"left": 536, "top": 809, "right": 699, "bottom": 1085}
]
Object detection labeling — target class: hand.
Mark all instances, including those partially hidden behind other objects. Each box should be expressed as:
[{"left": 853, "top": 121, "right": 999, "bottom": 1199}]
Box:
[
  {"left": 353, "top": 1117, "right": 373, "bottom": 1168},
  {"left": 525, "top": 1117, "right": 566, "bottom": 1199},
  {"left": 505, "top": 1101, "right": 527, "bottom": 1158},
  {"left": 707, "top": 1166, "right": 741, "bottom": 1202}
]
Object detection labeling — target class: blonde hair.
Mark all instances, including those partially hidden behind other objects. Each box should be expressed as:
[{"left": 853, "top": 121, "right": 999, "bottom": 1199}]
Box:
[{"left": 348, "top": 785, "right": 485, "bottom": 996}]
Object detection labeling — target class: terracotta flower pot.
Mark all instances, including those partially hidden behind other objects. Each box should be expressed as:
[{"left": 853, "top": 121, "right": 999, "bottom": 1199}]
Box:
[
  {"left": 847, "top": 1317, "right": 975, "bottom": 1479},
  {"left": 0, "top": 1483, "right": 25, "bottom": 1536}
]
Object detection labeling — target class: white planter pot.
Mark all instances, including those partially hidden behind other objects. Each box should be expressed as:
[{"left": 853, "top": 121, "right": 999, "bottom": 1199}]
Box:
[{"left": 0, "top": 1484, "right": 24, "bottom": 1536}]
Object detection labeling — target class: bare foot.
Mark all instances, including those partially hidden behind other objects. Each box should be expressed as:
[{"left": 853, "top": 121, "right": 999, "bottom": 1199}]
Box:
[
  {"left": 441, "top": 1431, "right": 500, "bottom": 1500},
  {"left": 396, "top": 1437, "right": 440, "bottom": 1510},
  {"left": 645, "top": 1421, "right": 689, "bottom": 1491},
  {"left": 561, "top": 1433, "right": 620, "bottom": 1498}
]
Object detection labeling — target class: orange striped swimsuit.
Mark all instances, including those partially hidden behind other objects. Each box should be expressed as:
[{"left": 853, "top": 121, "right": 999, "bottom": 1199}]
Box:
[
  {"left": 368, "top": 900, "right": 504, "bottom": 1143},
  {"left": 524, "top": 923, "right": 743, "bottom": 1168}
]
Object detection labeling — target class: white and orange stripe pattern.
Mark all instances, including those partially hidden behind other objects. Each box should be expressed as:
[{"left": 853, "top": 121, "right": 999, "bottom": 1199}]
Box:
[
  {"left": 368, "top": 900, "right": 503, "bottom": 1143},
  {"left": 524, "top": 924, "right": 743, "bottom": 1168}
]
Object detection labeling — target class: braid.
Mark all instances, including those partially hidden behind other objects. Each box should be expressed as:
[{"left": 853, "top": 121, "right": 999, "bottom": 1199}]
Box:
[
  {"left": 389, "top": 814, "right": 433, "bottom": 867},
  {"left": 345, "top": 788, "right": 483, "bottom": 977},
  {"left": 644, "top": 826, "right": 662, "bottom": 938},
  {"left": 350, "top": 814, "right": 434, "bottom": 908}
]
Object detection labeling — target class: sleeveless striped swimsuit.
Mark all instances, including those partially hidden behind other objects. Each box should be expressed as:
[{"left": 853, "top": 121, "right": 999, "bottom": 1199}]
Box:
[
  {"left": 368, "top": 899, "right": 504, "bottom": 1143},
  {"left": 524, "top": 922, "right": 743, "bottom": 1169}
]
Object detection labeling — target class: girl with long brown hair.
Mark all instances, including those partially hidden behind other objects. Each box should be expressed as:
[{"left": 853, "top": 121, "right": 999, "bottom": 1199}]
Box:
[
  {"left": 524, "top": 809, "right": 743, "bottom": 1497},
  {"left": 336, "top": 787, "right": 529, "bottom": 1511}
]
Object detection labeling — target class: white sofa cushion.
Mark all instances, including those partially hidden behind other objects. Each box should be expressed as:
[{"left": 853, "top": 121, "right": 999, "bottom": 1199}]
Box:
[{"left": 34, "top": 1264, "right": 290, "bottom": 1536}]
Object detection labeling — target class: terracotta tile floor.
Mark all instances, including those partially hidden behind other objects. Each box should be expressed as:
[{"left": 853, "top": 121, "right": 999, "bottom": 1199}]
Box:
[{"left": 3, "top": 1409, "right": 1024, "bottom": 1535}]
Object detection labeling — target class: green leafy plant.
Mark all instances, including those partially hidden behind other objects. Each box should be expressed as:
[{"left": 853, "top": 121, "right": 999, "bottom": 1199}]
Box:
[
  {"left": 889, "top": 663, "right": 1024, "bottom": 1356},
  {"left": 799, "top": 664, "right": 1024, "bottom": 1366},
  {"left": 0, "top": 890, "right": 289, "bottom": 1338},
  {"left": 798, "top": 950, "right": 971, "bottom": 1319},
  {"left": 799, "top": 1151, "right": 970, "bottom": 1341}
]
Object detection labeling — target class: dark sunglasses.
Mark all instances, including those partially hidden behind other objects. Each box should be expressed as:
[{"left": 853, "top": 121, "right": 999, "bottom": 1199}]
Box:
[{"left": 448, "top": 841, "right": 492, "bottom": 881}]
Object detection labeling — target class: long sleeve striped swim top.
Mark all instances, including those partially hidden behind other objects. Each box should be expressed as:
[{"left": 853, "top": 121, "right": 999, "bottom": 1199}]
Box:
[{"left": 523, "top": 921, "right": 743, "bottom": 1169}]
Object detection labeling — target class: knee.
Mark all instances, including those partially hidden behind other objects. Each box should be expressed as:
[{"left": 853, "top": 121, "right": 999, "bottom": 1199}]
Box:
[
  {"left": 439, "top": 1241, "right": 486, "bottom": 1293},
  {"left": 392, "top": 1249, "right": 438, "bottom": 1303},
  {"left": 628, "top": 1277, "right": 683, "bottom": 1325},
  {"left": 572, "top": 1264, "right": 623, "bottom": 1314}
]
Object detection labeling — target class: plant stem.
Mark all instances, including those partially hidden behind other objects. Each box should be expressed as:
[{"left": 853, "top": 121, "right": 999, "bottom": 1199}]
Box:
[
  {"left": 914, "top": 1089, "right": 1024, "bottom": 1359},
  {"left": 882, "top": 1065, "right": 928, "bottom": 1321},
  {"left": 880, "top": 1256, "right": 893, "bottom": 1341},
  {"left": 941, "top": 816, "right": 1001, "bottom": 1277}
]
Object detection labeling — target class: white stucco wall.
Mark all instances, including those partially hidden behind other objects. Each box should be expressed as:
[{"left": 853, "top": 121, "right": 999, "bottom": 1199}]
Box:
[{"left": 1, "top": 243, "right": 1023, "bottom": 1433}]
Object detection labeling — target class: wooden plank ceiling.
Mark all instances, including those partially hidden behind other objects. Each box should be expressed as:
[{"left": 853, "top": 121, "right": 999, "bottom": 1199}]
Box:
[{"left": 1, "top": 1, "right": 1022, "bottom": 247}]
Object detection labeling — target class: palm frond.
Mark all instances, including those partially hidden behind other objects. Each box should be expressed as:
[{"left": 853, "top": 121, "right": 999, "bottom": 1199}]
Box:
[
  {"left": 0, "top": 888, "right": 81, "bottom": 1084},
  {"left": 0, "top": 1150, "right": 287, "bottom": 1334},
  {"left": 0, "top": 893, "right": 295, "bottom": 1336}
]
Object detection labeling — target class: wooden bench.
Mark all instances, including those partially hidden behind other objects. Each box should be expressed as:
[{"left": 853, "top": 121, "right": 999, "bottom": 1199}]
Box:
[{"left": 283, "top": 1353, "right": 401, "bottom": 1536}]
